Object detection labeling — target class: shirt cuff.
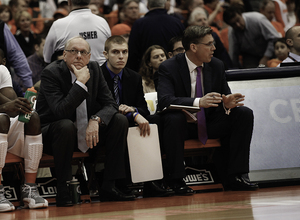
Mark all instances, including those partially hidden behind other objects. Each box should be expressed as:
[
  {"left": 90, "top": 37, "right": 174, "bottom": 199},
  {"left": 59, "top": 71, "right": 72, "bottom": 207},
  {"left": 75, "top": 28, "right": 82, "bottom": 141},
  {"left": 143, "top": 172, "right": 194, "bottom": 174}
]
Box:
[
  {"left": 193, "top": 98, "right": 200, "bottom": 107},
  {"left": 75, "top": 80, "right": 88, "bottom": 92}
]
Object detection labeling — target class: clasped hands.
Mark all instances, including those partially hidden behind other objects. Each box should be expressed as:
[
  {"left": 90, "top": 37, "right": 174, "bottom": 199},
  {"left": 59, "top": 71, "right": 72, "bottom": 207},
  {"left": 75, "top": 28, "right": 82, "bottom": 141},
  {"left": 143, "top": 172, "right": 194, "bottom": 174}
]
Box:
[{"left": 199, "top": 92, "right": 245, "bottom": 109}]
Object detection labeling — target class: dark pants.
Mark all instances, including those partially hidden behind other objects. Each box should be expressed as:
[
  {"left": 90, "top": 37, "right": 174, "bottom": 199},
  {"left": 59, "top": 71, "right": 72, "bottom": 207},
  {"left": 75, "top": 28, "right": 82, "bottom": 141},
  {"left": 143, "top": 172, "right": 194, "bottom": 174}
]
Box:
[
  {"left": 42, "top": 113, "right": 128, "bottom": 185},
  {"left": 162, "top": 106, "right": 253, "bottom": 181}
]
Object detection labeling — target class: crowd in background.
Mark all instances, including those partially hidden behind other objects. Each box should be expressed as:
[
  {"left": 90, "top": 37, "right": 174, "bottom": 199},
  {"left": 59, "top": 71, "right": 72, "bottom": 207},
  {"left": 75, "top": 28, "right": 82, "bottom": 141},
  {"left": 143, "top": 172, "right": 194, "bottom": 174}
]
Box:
[{"left": 0, "top": 0, "right": 299, "bottom": 95}]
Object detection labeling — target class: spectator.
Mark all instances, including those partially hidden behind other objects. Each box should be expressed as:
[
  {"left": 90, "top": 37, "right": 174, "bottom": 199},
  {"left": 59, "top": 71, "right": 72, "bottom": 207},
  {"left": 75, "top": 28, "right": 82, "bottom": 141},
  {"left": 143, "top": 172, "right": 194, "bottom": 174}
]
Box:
[
  {"left": 43, "top": 0, "right": 111, "bottom": 66},
  {"left": 279, "top": 26, "right": 300, "bottom": 65},
  {"left": 267, "top": 37, "right": 290, "bottom": 67},
  {"left": 27, "top": 34, "right": 46, "bottom": 85},
  {"left": 9, "top": 0, "right": 44, "bottom": 34},
  {"left": 89, "top": 3, "right": 100, "bottom": 15},
  {"left": 37, "top": 36, "right": 134, "bottom": 206},
  {"left": 204, "top": 0, "right": 228, "bottom": 30},
  {"left": 53, "top": 8, "right": 69, "bottom": 21},
  {"left": 188, "top": 7, "right": 233, "bottom": 69},
  {"left": 139, "top": 45, "right": 168, "bottom": 94},
  {"left": 120, "top": 0, "right": 140, "bottom": 27},
  {"left": 127, "top": 0, "right": 185, "bottom": 72},
  {"left": 111, "top": 23, "right": 131, "bottom": 42},
  {"left": 0, "top": 54, "right": 48, "bottom": 212},
  {"left": 57, "top": 0, "right": 70, "bottom": 13},
  {"left": 286, "top": 0, "right": 296, "bottom": 27},
  {"left": 223, "top": 5, "right": 279, "bottom": 68},
  {"left": 260, "top": 0, "right": 285, "bottom": 37},
  {"left": 14, "top": 10, "right": 35, "bottom": 57},
  {"left": 273, "top": 0, "right": 293, "bottom": 31},
  {"left": 167, "top": 35, "right": 185, "bottom": 58},
  {"left": 225, "top": 0, "right": 253, "bottom": 12},
  {"left": 0, "top": 20, "right": 33, "bottom": 93},
  {"left": 0, "top": 5, "right": 15, "bottom": 33}
]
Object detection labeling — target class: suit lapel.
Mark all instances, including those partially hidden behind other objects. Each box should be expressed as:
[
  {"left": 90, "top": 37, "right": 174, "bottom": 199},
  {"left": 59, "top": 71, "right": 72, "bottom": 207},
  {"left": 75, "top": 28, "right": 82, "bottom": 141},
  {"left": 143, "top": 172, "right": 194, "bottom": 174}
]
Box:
[
  {"left": 122, "top": 68, "right": 131, "bottom": 104},
  {"left": 203, "top": 62, "right": 212, "bottom": 95},
  {"left": 178, "top": 54, "right": 191, "bottom": 96},
  {"left": 85, "top": 62, "right": 94, "bottom": 115}
]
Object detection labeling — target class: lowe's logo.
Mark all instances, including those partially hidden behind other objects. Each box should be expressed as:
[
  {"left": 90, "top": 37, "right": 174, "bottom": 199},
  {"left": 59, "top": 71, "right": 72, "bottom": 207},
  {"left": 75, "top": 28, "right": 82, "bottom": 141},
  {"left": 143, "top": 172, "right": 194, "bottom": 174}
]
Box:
[{"left": 184, "top": 167, "right": 214, "bottom": 185}]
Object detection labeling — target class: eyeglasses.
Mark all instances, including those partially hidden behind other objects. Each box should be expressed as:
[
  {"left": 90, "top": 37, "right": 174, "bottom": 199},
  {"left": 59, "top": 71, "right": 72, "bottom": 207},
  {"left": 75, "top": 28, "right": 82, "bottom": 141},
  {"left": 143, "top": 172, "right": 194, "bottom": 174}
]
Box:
[
  {"left": 173, "top": 47, "right": 185, "bottom": 53},
  {"left": 198, "top": 41, "right": 216, "bottom": 47},
  {"left": 65, "top": 49, "right": 90, "bottom": 56}
]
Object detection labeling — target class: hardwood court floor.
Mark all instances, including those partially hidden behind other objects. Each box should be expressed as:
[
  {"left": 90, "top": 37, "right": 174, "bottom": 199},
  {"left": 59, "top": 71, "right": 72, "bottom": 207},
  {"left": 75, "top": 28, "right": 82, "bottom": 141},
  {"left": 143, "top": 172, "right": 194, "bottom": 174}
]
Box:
[{"left": 2, "top": 185, "right": 300, "bottom": 220}]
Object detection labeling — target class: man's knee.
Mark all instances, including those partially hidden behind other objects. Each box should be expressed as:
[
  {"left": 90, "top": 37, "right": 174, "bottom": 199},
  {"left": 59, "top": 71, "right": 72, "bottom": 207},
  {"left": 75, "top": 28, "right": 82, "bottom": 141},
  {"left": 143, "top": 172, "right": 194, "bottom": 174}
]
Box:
[
  {"left": 54, "top": 119, "right": 77, "bottom": 137},
  {"left": 25, "top": 112, "right": 41, "bottom": 135},
  {"left": 110, "top": 113, "right": 129, "bottom": 130},
  {"left": 163, "top": 111, "right": 186, "bottom": 126},
  {"left": 0, "top": 114, "right": 10, "bottom": 134}
]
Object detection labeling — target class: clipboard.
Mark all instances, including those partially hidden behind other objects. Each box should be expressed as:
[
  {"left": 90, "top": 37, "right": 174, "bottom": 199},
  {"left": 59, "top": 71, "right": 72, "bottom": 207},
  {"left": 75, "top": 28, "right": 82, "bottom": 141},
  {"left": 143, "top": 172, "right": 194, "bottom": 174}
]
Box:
[{"left": 127, "top": 124, "right": 163, "bottom": 183}]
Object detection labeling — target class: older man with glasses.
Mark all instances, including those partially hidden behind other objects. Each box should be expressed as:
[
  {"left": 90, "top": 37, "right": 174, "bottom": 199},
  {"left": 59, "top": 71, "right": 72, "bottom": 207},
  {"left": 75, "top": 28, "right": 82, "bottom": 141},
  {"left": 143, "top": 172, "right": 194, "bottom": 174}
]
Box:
[{"left": 37, "top": 36, "right": 135, "bottom": 207}]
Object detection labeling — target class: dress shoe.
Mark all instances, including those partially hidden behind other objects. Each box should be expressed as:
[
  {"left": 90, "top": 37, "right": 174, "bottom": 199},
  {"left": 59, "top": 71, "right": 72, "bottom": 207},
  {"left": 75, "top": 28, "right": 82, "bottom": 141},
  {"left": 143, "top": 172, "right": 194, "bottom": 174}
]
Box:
[
  {"left": 99, "top": 186, "right": 136, "bottom": 202},
  {"left": 170, "top": 179, "right": 194, "bottom": 196},
  {"left": 143, "top": 181, "right": 175, "bottom": 198},
  {"left": 225, "top": 174, "right": 259, "bottom": 191},
  {"left": 56, "top": 192, "right": 73, "bottom": 207}
]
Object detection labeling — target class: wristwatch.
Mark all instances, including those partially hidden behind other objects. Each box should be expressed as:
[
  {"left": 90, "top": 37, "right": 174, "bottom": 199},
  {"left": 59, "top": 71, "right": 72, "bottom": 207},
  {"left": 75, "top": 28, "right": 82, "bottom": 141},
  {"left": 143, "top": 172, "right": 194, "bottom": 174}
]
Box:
[{"left": 90, "top": 115, "right": 100, "bottom": 124}]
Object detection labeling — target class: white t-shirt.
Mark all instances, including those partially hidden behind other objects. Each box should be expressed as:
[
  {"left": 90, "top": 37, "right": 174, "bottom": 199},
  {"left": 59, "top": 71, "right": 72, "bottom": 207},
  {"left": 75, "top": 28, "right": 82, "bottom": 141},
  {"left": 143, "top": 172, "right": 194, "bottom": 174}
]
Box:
[
  {"left": 0, "top": 65, "right": 13, "bottom": 89},
  {"left": 43, "top": 8, "right": 111, "bottom": 65}
]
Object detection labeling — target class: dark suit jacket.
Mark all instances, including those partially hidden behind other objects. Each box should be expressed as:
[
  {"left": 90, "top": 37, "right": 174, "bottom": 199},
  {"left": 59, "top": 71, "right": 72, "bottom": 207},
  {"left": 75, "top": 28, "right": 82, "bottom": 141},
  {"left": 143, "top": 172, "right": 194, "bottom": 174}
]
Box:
[
  {"left": 127, "top": 9, "right": 185, "bottom": 72},
  {"left": 157, "top": 53, "right": 231, "bottom": 119},
  {"left": 37, "top": 60, "right": 118, "bottom": 128},
  {"left": 101, "top": 62, "right": 149, "bottom": 120}
]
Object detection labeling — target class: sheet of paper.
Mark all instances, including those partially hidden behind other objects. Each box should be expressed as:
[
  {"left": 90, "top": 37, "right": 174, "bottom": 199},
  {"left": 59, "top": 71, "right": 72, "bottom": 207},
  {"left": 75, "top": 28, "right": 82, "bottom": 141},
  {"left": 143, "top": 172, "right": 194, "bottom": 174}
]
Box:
[{"left": 127, "top": 124, "right": 163, "bottom": 183}]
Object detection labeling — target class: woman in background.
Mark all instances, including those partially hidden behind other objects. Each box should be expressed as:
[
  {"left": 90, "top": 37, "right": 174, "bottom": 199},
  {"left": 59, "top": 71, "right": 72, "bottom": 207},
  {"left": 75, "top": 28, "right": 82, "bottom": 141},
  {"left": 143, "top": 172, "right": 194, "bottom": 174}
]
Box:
[
  {"left": 0, "top": 5, "right": 16, "bottom": 34},
  {"left": 14, "top": 10, "right": 35, "bottom": 57},
  {"left": 139, "top": 45, "right": 168, "bottom": 94}
]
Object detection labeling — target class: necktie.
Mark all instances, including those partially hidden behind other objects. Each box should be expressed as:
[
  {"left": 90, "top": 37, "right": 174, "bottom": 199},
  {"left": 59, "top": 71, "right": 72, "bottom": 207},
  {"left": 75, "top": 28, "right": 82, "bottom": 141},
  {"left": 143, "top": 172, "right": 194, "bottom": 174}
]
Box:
[
  {"left": 196, "top": 66, "right": 208, "bottom": 145},
  {"left": 76, "top": 100, "right": 89, "bottom": 152},
  {"left": 113, "top": 75, "right": 120, "bottom": 105}
]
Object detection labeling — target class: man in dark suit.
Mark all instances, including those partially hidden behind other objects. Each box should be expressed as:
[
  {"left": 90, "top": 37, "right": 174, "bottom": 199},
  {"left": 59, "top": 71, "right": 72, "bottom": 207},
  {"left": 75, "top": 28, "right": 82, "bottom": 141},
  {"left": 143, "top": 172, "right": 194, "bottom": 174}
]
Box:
[
  {"left": 37, "top": 36, "right": 135, "bottom": 206},
  {"left": 157, "top": 26, "right": 258, "bottom": 191},
  {"left": 101, "top": 35, "right": 173, "bottom": 197},
  {"left": 127, "top": 0, "right": 185, "bottom": 72}
]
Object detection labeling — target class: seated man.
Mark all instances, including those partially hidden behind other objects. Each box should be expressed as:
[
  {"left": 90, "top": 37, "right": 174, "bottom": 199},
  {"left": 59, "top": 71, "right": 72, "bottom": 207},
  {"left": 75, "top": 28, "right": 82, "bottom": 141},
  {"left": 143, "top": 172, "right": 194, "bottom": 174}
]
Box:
[
  {"left": 0, "top": 53, "right": 48, "bottom": 212},
  {"left": 167, "top": 36, "right": 185, "bottom": 58},
  {"left": 101, "top": 35, "right": 173, "bottom": 197},
  {"left": 36, "top": 36, "right": 134, "bottom": 206},
  {"left": 157, "top": 25, "right": 258, "bottom": 191}
]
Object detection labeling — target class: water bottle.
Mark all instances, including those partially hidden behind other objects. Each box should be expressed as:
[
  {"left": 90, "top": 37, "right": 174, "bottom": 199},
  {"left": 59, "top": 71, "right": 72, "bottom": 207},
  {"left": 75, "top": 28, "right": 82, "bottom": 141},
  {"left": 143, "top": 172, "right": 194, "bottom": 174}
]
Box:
[{"left": 18, "top": 87, "right": 37, "bottom": 123}]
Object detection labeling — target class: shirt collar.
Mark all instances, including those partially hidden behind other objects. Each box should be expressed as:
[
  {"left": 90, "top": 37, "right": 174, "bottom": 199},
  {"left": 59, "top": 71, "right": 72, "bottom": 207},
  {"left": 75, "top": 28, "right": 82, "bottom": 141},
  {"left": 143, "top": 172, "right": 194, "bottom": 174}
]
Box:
[
  {"left": 185, "top": 53, "right": 203, "bottom": 73},
  {"left": 106, "top": 62, "right": 123, "bottom": 80},
  {"left": 288, "top": 52, "right": 300, "bottom": 61}
]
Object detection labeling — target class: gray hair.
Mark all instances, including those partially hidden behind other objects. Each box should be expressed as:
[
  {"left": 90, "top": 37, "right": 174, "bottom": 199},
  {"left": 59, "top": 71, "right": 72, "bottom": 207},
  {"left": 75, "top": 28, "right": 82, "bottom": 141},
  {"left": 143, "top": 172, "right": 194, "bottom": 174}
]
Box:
[
  {"left": 182, "top": 25, "right": 212, "bottom": 51},
  {"left": 188, "top": 7, "right": 207, "bottom": 26},
  {"left": 148, "top": 0, "right": 166, "bottom": 9},
  {"left": 123, "top": 0, "right": 139, "bottom": 10},
  {"left": 71, "top": 0, "right": 90, "bottom": 7},
  {"left": 65, "top": 36, "right": 91, "bottom": 52}
]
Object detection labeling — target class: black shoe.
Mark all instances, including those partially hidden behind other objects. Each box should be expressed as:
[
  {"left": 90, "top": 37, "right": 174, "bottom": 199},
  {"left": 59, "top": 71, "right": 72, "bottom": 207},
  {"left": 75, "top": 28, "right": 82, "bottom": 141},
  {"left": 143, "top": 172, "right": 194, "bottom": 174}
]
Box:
[
  {"left": 170, "top": 179, "right": 194, "bottom": 196},
  {"left": 143, "top": 181, "right": 175, "bottom": 198},
  {"left": 225, "top": 174, "right": 259, "bottom": 191},
  {"left": 56, "top": 192, "right": 73, "bottom": 207},
  {"left": 99, "top": 186, "right": 136, "bottom": 202}
]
